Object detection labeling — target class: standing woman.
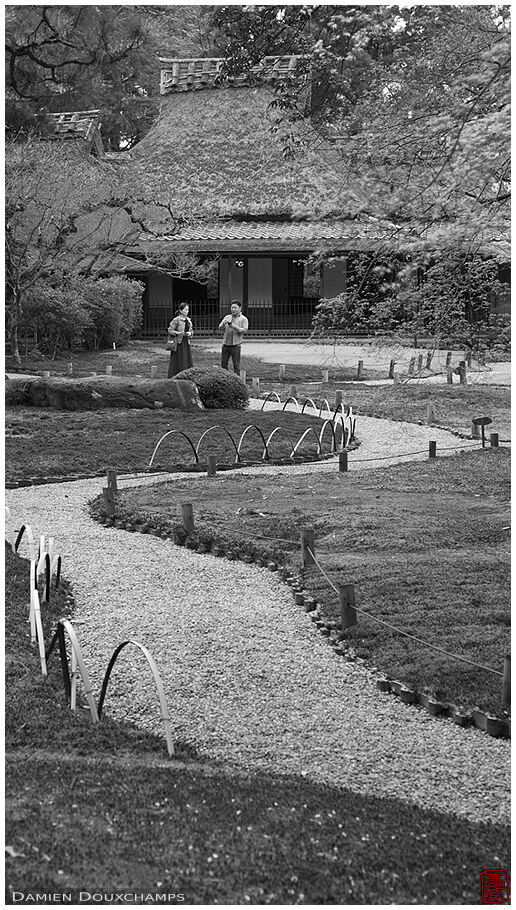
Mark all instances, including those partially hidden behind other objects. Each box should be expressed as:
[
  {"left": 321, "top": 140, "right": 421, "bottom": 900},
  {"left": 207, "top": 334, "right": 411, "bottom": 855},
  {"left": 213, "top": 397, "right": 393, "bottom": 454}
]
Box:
[{"left": 167, "top": 302, "right": 194, "bottom": 378}]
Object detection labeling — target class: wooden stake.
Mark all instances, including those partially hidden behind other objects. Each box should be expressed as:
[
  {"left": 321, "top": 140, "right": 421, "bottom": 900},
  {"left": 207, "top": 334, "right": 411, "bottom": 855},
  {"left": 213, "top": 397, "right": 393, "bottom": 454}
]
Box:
[
  {"left": 446, "top": 368, "right": 453, "bottom": 384},
  {"left": 490, "top": 432, "right": 499, "bottom": 448},
  {"left": 445, "top": 351, "right": 452, "bottom": 366},
  {"left": 252, "top": 377, "right": 260, "bottom": 393},
  {"left": 357, "top": 360, "right": 364, "bottom": 380},
  {"left": 388, "top": 359, "right": 395, "bottom": 379},
  {"left": 426, "top": 403, "right": 436, "bottom": 425},
  {"left": 502, "top": 655, "right": 511, "bottom": 704},
  {"left": 289, "top": 384, "right": 297, "bottom": 398},
  {"left": 106, "top": 469, "right": 118, "bottom": 493},
  {"left": 458, "top": 361, "right": 467, "bottom": 385},
  {"left": 334, "top": 390, "right": 343, "bottom": 410},
  {"left": 102, "top": 487, "right": 116, "bottom": 517},
  {"left": 279, "top": 364, "right": 286, "bottom": 381},
  {"left": 417, "top": 353, "right": 424, "bottom": 372},
  {"left": 181, "top": 502, "right": 195, "bottom": 533},
  {"left": 425, "top": 351, "right": 434, "bottom": 370},
  {"left": 408, "top": 357, "right": 415, "bottom": 376},
  {"left": 339, "top": 583, "right": 357, "bottom": 630},
  {"left": 42, "top": 370, "right": 50, "bottom": 379},
  {"left": 106, "top": 365, "right": 113, "bottom": 375},
  {"left": 150, "top": 365, "right": 158, "bottom": 379},
  {"left": 207, "top": 455, "right": 217, "bottom": 477},
  {"left": 429, "top": 441, "right": 437, "bottom": 459},
  {"left": 240, "top": 368, "right": 247, "bottom": 383},
  {"left": 67, "top": 363, "right": 73, "bottom": 375},
  {"left": 339, "top": 452, "right": 348, "bottom": 472},
  {"left": 300, "top": 528, "right": 315, "bottom": 567},
  {"left": 322, "top": 368, "right": 329, "bottom": 384}
]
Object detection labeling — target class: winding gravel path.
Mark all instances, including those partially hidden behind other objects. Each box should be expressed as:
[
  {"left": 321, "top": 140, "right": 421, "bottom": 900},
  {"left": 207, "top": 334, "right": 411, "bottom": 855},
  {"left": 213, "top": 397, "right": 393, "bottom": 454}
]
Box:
[{"left": 7, "top": 413, "right": 509, "bottom": 825}]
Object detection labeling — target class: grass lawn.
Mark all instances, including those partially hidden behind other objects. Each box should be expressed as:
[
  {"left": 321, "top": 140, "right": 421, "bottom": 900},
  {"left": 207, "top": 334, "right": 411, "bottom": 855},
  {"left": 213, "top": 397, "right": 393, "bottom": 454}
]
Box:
[
  {"left": 112, "top": 448, "right": 510, "bottom": 718},
  {"left": 5, "top": 409, "right": 332, "bottom": 482},
  {"left": 5, "top": 545, "right": 510, "bottom": 905}
]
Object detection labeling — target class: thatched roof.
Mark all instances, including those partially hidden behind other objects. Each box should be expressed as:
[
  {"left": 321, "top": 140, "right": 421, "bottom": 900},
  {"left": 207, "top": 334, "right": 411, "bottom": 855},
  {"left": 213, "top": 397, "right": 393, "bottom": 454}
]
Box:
[{"left": 125, "top": 81, "right": 363, "bottom": 228}]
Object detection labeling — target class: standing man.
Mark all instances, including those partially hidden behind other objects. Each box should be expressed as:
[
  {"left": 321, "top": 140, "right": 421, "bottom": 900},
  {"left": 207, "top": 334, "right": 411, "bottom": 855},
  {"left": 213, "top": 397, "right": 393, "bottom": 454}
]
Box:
[{"left": 219, "top": 300, "right": 249, "bottom": 373}]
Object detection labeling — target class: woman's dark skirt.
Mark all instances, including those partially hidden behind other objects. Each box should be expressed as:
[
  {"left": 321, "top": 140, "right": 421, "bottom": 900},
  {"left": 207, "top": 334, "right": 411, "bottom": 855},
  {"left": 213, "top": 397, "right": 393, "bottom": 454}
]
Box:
[{"left": 168, "top": 340, "right": 193, "bottom": 378}]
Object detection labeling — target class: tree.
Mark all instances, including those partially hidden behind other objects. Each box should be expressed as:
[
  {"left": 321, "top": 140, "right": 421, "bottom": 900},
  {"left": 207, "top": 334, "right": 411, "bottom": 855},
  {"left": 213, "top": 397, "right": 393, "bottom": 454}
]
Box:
[
  {"left": 5, "top": 136, "right": 138, "bottom": 360},
  {"left": 5, "top": 5, "right": 222, "bottom": 149}
]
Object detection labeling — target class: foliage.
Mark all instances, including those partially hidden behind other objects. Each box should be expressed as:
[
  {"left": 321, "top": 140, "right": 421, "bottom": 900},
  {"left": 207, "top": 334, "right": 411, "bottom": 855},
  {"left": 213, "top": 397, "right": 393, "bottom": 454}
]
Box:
[
  {"left": 175, "top": 366, "right": 250, "bottom": 410},
  {"left": 5, "top": 5, "right": 221, "bottom": 149},
  {"left": 213, "top": 5, "right": 510, "bottom": 247}
]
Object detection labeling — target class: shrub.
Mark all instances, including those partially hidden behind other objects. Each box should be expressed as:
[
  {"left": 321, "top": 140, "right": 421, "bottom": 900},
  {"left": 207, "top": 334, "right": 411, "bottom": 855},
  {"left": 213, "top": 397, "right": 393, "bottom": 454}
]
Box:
[{"left": 175, "top": 366, "right": 249, "bottom": 410}]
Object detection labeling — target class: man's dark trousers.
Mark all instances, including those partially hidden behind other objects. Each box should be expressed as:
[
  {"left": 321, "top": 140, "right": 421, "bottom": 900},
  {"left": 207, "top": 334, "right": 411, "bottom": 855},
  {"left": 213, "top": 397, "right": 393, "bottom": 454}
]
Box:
[{"left": 221, "top": 344, "right": 241, "bottom": 373}]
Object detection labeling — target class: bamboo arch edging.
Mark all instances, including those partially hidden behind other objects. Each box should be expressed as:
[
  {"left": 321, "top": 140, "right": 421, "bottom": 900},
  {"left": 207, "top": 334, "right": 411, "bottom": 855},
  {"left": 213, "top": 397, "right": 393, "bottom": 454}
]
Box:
[
  {"left": 282, "top": 396, "right": 301, "bottom": 412},
  {"left": 149, "top": 429, "right": 199, "bottom": 468},
  {"left": 46, "top": 619, "right": 100, "bottom": 721},
  {"left": 97, "top": 640, "right": 175, "bottom": 758},
  {"left": 195, "top": 425, "right": 240, "bottom": 463},
  {"left": 237, "top": 425, "right": 271, "bottom": 461},
  {"left": 260, "top": 392, "right": 282, "bottom": 409},
  {"left": 264, "top": 426, "right": 298, "bottom": 459},
  {"left": 291, "top": 426, "right": 323, "bottom": 457}
]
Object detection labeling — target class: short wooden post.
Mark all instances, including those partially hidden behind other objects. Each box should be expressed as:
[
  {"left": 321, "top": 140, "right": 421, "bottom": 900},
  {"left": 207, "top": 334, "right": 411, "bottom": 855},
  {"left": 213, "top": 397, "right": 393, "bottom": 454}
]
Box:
[
  {"left": 67, "top": 363, "right": 73, "bottom": 375},
  {"left": 426, "top": 403, "right": 436, "bottom": 425},
  {"left": 150, "top": 365, "right": 158, "bottom": 379},
  {"left": 471, "top": 421, "right": 481, "bottom": 439},
  {"left": 181, "top": 502, "right": 195, "bottom": 533},
  {"left": 417, "top": 353, "right": 424, "bottom": 372},
  {"left": 42, "top": 370, "right": 50, "bottom": 379},
  {"left": 408, "top": 357, "right": 415, "bottom": 376},
  {"left": 339, "top": 583, "right": 357, "bottom": 630},
  {"left": 429, "top": 441, "right": 437, "bottom": 459},
  {"left": 334, "top": 390, "right": 343, "bottom": 410},
  {"left": 300, "top": 527, "right": 315, "bottom": 567},
  {"left": 458, "top": 361, "right": 467, "bottom": 385},
  {"left": 490, "top": 432, "right": 499, "bottom": 448},
  {"left": 289, "top": 384, "right": 297, "bottom": 398},
  {"left": 502, "top": 656, "right": 511, "bottom": 704},
  {"left": 339, "top": 452, "right": 348, "bottom": 472},
  {"left": 240, "top": 368, "right": 247, "bottom": 384},
  {"left": 388, "top": 359, "right": 395, "bottom": 379},
  {"left": 445, "top": 351, "right": 452, "bottom": 367},
  {"left": 357, "top": 360, "right": 364, "bottom": 380},
  {"left": 102, "top": 487, "right": 116, "bottom": 517},
  {"left": 279, "top": 363, "right": 286, "bottom": 381},
  {"left": 321, "top": 368, "right": 329, "bottom": 384},
  {"left": 91, "top": 371, "right": 97, "bottom": 377},
  {"left": 252, "top": 377, "right": 260, "bottom": 393},
  {"left": 106, "top": 365, "right": 113, "bottom": 375},
  {"left": 207, "top": 455, "right": 217, "bottom": 477},
  {"left": 106, "top": 469, "right": 118, "bottom": 493},
  {"left": 446, "top": 367, "right": 453, "bottom": 384},
  {"left": 465, "top": 350, "right": 472, "bottom": 367},
  {"left": 425, "top": 351, "right": 434, "bottom": 370}
]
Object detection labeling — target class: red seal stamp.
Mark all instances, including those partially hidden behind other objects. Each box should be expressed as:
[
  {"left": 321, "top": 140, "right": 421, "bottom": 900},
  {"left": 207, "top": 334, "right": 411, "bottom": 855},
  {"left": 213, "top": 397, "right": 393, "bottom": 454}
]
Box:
[{"left": 481, "top": 870, "right": 509, "bottom": 904}]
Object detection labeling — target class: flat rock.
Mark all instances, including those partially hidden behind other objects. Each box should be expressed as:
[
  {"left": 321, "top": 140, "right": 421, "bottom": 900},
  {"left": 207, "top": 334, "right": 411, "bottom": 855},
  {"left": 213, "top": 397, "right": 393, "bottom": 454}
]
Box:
[{"left": 6, "top": 376, "right": 203, "bottom": 411}]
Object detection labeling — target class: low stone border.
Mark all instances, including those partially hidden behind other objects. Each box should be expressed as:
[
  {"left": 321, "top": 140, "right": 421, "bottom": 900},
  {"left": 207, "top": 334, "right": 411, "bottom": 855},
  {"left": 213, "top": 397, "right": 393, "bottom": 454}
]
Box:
[{"left": 90, "top": 508, "right": 510, "bottom": 741}]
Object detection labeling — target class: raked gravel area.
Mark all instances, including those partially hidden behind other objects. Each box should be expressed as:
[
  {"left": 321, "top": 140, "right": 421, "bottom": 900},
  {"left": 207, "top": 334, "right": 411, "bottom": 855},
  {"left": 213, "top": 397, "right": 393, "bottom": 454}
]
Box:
[{"left": 6, "top": 411, "right": 510, "bottom": 826}]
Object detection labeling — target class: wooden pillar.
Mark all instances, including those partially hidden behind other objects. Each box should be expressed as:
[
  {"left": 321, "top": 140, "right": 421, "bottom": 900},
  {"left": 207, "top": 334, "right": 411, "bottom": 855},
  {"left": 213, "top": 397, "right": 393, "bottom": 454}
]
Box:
[
  {"left": 339, "top": 583, "right": 357, "bottom": 630},
  {"left": 357, "top": 360, "right": 364, "bottom": 380},
  {"left": 446, "top": 368, "right": 453, "bottom": 384},
  {"left": 408, "top": 357, "right": 415, "bottom": 376},
  {"left": 429, "top": 441, "right": 437, "bottom": 459},
  {"left": 388, "top": 359, "right": 395, "bottom": 379},
  {"left": 322, "top": 368, "right": 329, "bottom": 384},
  {"left": 339, "top": 452, "right": 348, "bottom": 472},
  {"left": 334, "top": 390, "right": 343, "bottom": 410},
  {"left": 240, "top": 368, "right": 247, "bottom": 384},
  {"left": 458, "top": 361, "right": 467, "bottom": 385},
  {"left": 181, "top": 502, "right": 195, "bottom": 533},
  {"left": 300, "top": 528, "right": 315, "bottom": 567},
  {"left": 207, "top": 455, "right": 217, "bottom": 476},
  {"left": 279, "top": 364, "right": 286, "bottom": 381},
  {"left": 502, "top": 656, "right": 511, "bottom": 704},
  {"left": 106, "top": 469, "right": 118, "bottom": 493},
  {"left": 490, "top": 433, "right": 499, "bottom": 448}
]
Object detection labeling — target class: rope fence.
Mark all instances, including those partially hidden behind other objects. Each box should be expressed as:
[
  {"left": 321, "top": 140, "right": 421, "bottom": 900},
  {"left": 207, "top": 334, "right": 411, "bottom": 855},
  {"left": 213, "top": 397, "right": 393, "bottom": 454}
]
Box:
[{"left": 304, "top": 546, "right": 505, "bottom": 679}]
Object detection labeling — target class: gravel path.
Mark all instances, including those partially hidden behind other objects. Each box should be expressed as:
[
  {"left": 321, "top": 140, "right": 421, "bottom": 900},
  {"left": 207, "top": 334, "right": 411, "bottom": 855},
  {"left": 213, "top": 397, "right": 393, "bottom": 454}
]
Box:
[{"left": 7, "top": 413, "right": 510, "bottom": 826}]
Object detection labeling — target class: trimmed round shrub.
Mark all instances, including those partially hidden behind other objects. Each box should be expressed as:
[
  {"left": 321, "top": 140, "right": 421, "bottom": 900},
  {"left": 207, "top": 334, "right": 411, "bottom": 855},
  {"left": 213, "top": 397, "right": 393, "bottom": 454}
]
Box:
[{"left": 175, "top": 366, "right": 250, "bottom": 409}]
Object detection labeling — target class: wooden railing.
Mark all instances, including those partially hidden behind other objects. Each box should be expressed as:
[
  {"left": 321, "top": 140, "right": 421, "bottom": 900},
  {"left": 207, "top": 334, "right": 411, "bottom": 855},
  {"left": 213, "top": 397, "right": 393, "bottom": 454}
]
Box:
[{"left": 140, "top": 298, "right": 320, "bottom": 338}]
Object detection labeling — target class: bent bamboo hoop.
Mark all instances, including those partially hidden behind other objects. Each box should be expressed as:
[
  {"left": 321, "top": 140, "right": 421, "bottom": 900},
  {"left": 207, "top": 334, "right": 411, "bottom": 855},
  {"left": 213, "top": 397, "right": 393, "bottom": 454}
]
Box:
[
  {"left": 260, "top": 391, "right": 282, "bottom": 409},
  {"left": 291, "top": 426, "right": 322, "bottom": 457},
  {"left": 30, "top": 588, "right": 48, "bottom": 677},
  {"left": 237, "top": 425, "right": 271, "bottom": 461},
  {"left": 264, "top": 426, "right": 297, "bottom": 460},
  {"left": 46, "top": 619, "right": 100, "bottom": 722},
  {"left": 195, "top": 425, "right": 240, "bottom": 463},
  {"left": 149, "top": 429, "right": 199, "bottom": 468},
  {"left": 97, "top": 640, "right": 174, "bottom": 758}
]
